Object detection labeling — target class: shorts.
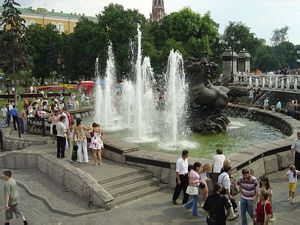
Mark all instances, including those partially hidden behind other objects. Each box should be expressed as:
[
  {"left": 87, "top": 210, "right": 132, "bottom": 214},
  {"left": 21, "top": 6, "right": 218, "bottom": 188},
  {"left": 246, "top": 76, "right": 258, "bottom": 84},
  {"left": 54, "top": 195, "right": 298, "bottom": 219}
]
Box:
[
  {"left": 5, "top": 203, "right": 23, "bottom": 220},
  {"left": 289, "top": 182, "right": 297, "bottom": 192}
]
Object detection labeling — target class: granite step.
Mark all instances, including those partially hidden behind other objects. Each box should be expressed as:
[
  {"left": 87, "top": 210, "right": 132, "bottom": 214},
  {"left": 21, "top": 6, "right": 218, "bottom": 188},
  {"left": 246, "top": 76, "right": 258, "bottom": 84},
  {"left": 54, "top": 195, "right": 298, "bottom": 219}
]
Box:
[
  {"left": 113, "top": 184, "right": 167, "bottom": 207},
  {"left": 99, "top": 169, "right": 147, "bottom": 184},
  {"left": 101, "top": 171, "right": 154, "bottom": 190},
  {"left": 110, "top": 177, "right": 160, "bottom": 197}
]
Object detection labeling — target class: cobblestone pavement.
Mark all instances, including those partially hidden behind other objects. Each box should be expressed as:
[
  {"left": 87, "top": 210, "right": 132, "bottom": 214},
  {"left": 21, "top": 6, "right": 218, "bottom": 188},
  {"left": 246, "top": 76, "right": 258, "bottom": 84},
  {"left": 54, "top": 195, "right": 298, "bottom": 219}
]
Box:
[{"left": 0, "top": 169, "right": 299, "bottom": 225}]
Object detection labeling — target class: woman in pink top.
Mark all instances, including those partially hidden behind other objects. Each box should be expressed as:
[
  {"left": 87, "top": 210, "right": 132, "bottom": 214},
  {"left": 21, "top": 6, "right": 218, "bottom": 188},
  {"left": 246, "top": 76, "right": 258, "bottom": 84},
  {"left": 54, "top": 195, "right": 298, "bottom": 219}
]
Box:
[{"left": 184, "top": 162, "right": 204, "bottom": 217}]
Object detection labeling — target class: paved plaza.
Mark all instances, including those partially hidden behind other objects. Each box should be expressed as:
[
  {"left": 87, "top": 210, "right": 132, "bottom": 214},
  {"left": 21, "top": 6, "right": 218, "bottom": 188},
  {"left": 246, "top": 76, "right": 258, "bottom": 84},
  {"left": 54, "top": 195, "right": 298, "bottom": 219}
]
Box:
[{"left": 0, "top": 134, "right": 300, "bottom": 225}]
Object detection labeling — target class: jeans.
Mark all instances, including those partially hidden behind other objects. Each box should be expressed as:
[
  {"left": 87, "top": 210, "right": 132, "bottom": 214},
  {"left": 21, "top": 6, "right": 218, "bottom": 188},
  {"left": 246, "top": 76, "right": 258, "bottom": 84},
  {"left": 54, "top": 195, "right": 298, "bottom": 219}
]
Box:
[
  {"left": 19, "top": 118, "right": 24, "bottom": 133},
  {"left": 2, "top": 116, "right": 7, "bottom": 127},
  {"left": 240, "top": 197, "right": 254, "bottom": 225},
  {"left": 184, "top": 194, "right": 199, "bottom": 216}
]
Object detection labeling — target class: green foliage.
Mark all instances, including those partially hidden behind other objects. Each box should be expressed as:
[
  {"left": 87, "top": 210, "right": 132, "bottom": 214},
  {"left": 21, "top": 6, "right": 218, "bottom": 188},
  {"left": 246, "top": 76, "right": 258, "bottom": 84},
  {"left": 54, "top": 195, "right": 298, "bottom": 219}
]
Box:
[
  {"left": 26, "top": 24, "right": 63, "bottom": 84},
  {"left": 222, "top": 22, "right": 263, "bottom": 57},
  {"left": 271, "top": 26, "right": 289, "bottom": 46},
  {"left": 0, "top": 0, "right": 31, "bottom": 100}
]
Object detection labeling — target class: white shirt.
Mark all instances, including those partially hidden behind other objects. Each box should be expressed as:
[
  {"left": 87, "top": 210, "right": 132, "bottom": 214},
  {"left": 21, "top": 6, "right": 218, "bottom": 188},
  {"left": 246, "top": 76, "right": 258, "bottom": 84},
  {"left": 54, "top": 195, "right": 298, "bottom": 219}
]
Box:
[
  {"left": 276, "top": 101, "right": 281, "bottom": 109},
  {"left": 1, "top": 107, "right": 7, "bottom": 117},
  {"left": 61, "top": 112, "right": 69, "bottom": 129},
  {"left": 176, "top": 157, "right": 188, "bottom": 175},
  {"left": 212, "top": 154, "right": 225, "bottom": 173},
  {"left": 287, "top": 169, "right": 298, "bottom": 183},
  {"left": 56, "top": 122, "right": 66, "bottom": 137},
  {"left": 291, "top": 138, "right": 300, "bottom": 153},
  {"left": 218, "top": 172, "right": 231, "bottom": 192}
]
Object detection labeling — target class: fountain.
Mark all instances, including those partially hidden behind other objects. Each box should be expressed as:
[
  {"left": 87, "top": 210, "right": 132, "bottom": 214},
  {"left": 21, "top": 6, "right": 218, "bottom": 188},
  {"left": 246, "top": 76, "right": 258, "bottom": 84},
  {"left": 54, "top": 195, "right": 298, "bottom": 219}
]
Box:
[
  {"left": 164, "top": 50, "right": 188, "bottom": 147},
  {"left": 94, "top": 42, "right": 117, "bottom": 130},
  {"left": 91, "top": 24, "right": 284, "bottom": 158}
]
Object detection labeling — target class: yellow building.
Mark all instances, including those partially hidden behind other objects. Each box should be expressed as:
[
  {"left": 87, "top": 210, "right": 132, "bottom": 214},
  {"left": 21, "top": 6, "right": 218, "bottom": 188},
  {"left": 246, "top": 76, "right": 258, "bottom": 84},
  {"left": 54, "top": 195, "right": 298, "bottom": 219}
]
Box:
[{"left": 0, "top": 7, "right": 97, "bottom": 33}]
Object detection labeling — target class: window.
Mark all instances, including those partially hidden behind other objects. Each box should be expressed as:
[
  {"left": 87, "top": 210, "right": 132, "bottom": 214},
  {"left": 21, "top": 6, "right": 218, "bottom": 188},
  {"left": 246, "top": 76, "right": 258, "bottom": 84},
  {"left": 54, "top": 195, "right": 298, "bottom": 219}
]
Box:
[
  {"left": 57, "top": 23, "right": 64, "bottom": 33},
  {"left": 30, "top": 20, "right": 36, "bottom": 25}
]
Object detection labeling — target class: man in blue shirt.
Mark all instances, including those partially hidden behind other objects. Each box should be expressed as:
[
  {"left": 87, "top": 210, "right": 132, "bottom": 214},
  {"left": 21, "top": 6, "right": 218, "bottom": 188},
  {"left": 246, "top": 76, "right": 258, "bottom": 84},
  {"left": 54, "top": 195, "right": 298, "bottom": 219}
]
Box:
[{"left": 9, "top": 105, "right": 18, "bottom": 131}]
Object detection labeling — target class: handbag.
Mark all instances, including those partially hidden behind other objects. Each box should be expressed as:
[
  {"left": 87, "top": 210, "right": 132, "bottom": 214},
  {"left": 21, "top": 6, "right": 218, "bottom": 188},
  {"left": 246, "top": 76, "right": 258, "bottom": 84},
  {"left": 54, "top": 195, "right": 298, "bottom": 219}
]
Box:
[
  {"left": 186, "top": 186, "right": 199, "bottom": 195},
  {"left": 264, "top": 202, "right": 275, "bottom": 225},
  {"left": 206, "top": 215, "right": 216, "bottom": 225}
]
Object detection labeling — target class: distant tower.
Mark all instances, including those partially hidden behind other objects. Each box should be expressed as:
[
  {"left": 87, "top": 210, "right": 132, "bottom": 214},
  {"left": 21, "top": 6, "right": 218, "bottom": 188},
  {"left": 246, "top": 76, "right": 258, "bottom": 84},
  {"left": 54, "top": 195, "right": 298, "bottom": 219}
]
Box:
[{"left": 150, "top": 0, "right": 165, "bottom": 22}]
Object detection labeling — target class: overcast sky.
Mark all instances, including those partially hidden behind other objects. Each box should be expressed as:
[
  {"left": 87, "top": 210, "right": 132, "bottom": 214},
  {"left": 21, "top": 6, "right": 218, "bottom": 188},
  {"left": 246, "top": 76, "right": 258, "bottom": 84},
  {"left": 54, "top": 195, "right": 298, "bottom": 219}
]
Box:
[{"left": 1, "top": 0, "right": 300, "bottom": 45}]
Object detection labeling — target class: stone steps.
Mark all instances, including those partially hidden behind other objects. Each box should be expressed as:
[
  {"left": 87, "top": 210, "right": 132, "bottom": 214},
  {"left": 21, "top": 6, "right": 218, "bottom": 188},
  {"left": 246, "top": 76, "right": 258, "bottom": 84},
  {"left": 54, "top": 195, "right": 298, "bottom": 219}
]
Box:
[
  {"left": 100, "top": 169, "right": 165, "bottom": 206},
  {"left": 113, "top": 184, "right": 167, "bottom": 207},
  {"left": 101, "top": 171, "right": 154, "bottom": 190},
  {"left": 110, "top": 177, "right": 160, "bottom": 197},
  {"left": 99, "top": 169, "right": 146, "bottom": 184}
]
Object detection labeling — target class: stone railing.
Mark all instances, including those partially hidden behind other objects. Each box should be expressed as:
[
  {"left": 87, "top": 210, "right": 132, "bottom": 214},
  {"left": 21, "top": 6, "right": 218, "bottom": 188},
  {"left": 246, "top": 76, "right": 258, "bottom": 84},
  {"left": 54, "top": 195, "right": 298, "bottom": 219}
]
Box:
[
  {"left": 0, "top": 151, "right": 114, "bottom": 209},
  {"left": 233, "top": 74, "right": 300, "bottom": 91}
]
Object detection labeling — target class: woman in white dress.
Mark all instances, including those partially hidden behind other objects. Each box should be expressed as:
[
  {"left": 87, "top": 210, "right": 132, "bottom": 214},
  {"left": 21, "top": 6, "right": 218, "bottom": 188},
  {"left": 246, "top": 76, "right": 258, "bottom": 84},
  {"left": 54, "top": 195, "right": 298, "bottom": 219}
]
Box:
[{"left": 90, "top": 123, "right": 104, "bottom": 165}]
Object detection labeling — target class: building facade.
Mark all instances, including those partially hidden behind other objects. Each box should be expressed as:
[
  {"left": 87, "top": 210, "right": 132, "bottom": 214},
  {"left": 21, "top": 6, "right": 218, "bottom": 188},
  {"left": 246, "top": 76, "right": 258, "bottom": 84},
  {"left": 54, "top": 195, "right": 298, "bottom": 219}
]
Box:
[
  {"left": 0, "top": 7, "right": 96, "bottom": 33},
  {"left": 150, "top": 0, "right": 165, "bottom": 22}
]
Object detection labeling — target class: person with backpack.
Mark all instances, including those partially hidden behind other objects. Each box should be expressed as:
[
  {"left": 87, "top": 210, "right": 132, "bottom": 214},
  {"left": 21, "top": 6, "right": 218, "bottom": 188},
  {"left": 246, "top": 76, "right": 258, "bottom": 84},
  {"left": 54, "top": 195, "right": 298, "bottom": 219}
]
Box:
[
  {"left": 218, "top": 161, "right": 238, "bottom": 221},
  {"left": 203, "top": 183, "right": 232, "bottom": 225}
]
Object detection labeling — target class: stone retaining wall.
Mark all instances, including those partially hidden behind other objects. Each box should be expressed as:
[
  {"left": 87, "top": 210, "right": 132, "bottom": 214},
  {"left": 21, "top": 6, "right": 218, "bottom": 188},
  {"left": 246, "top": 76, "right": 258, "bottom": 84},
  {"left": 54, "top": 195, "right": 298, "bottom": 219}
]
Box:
[
  {"left": 101, "top": 104, "right": 300, "bottom": 187},
  {"left": 0, "top": 151, "right": 114, "bottom": 209},
  {"left": 1, "top": 128, "right": 47, "bottom": 151}
]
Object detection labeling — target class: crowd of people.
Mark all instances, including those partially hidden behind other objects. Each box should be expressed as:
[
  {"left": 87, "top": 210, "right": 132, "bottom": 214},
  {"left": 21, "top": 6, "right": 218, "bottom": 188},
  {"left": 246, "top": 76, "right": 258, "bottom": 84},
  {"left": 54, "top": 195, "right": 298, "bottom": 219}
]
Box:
[
  {"left": 171, "top": 148, "right": 300, "bottom": 225},
  {"left": 1, "top": 91, "right": 103, "bottom": 166}
]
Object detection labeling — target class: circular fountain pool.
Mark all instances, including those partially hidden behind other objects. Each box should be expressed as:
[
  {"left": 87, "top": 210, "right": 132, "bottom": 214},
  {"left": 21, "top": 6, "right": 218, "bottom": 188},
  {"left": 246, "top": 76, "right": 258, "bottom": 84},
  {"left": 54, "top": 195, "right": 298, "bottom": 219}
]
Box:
[{"left": 86, "top": 116, "right": 285, "bottom": 159}]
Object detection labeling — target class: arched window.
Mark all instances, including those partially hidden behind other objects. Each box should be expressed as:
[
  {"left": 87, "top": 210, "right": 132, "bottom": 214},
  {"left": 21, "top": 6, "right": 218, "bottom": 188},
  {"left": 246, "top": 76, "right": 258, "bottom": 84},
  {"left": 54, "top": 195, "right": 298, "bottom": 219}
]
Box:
[{"left": 158, "top": 0, "right": 161, "bottom": 5}]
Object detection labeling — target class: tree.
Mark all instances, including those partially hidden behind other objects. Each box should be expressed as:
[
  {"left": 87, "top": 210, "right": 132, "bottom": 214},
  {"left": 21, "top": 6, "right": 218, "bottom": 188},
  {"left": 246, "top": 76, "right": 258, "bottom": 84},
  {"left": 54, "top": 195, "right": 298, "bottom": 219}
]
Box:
[
  {"left": 0, "top": 0, "right": 31, "bottom": 101},
  {"left": 26, "top": 24, "right": 63, "bottom": 84},
  {"left": 98, "top": 3, "right": 146, "bottom": 80},
  {"left": 222, "top": 22, "right": 263, "bottom": 57},
  {"left": 271, "top": 26, "right": 289, "bottom": 46}
]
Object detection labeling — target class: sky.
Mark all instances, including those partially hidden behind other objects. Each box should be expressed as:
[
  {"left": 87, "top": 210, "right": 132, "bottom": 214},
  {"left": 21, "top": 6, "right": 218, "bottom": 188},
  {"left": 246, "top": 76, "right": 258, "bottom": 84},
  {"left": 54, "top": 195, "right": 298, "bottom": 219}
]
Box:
[{"left": 1, "top": 0, "right": 300, "bottom": 45}]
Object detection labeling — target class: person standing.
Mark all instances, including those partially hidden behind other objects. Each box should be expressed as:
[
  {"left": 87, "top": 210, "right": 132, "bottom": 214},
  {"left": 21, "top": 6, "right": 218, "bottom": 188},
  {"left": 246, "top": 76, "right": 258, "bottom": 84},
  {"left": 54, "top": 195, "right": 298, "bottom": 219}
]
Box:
[
  {"left": 49, "top": 110, "right": 60, "bottom": 144},
  {"left": 90, "top": 123, "right": 104, "bottom": 165},
  {"left": 286, "top": 165, "right": 299, "bottom": 204},
  {"left": 9, "top": 105, "right": 18, "bottom": 131},
  {"left": 218, "top": 162, "right": 238, "bottom": 221},
  {"left": 1, "top": 170, "right": 28, "bottom": 225},
  {"left": 184, "top": 162, "right": 203, "bottom": 217},
  {"left": 172, "top": 150, "right": 189, "bottom": 205},
  {"left": 19, "top": 107, "right": 26, "bottom": 134},
  {"left": 56, "top": 116, "right": 67, "bottom": 158},
  {"left": 203, "top": 183, "right": 232, "bottom": 225},
  {"left": 254, "top": 190, "right": 273, "bottom": 225},
  {"left": 211, "top": 148, "right": 225, "bottom": 184},
  {"left": 291, "top": 131, "right": 300, "bottom": 170},
  {"left": 237, "top": 168, "right": 258, "bottom": 225},
  {"left": 74, "top": 118, "right": 89, "bottom": 163},
  {"left": 1, "top": 104, "right": 8, "bottom": 128}
]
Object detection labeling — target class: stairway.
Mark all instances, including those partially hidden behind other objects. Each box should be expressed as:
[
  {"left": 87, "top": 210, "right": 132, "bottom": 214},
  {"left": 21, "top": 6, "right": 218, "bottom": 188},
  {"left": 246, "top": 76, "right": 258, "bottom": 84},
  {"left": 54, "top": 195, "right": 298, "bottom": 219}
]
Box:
[{"left": 99, "top": 169, "right": 165, "bottom": 206}]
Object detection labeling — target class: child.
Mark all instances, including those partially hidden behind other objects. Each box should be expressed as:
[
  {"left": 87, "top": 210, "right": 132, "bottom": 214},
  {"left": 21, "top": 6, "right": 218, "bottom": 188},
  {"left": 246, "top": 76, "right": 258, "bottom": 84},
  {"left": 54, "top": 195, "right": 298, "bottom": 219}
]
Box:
[
  {"left": 90, "top": 123, "right": 104, "bottom": 165},
  {"left": 286, "top": 165, "right": 299, "bottom": 204}
]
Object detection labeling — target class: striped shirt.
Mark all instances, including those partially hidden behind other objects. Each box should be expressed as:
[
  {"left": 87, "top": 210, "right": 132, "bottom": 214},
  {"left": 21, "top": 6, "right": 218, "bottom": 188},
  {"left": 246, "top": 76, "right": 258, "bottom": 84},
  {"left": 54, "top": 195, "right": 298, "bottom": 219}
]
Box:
[{"left": 237, "top": 175, "right": 258, "bottom": 200}]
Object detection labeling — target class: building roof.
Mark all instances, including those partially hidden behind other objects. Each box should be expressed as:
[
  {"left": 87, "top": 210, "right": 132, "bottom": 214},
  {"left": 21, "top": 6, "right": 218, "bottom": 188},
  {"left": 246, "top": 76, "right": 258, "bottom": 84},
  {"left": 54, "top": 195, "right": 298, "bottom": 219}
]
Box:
[{"left": 0, "top": 6, "right": 97, "bottom": 22}]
